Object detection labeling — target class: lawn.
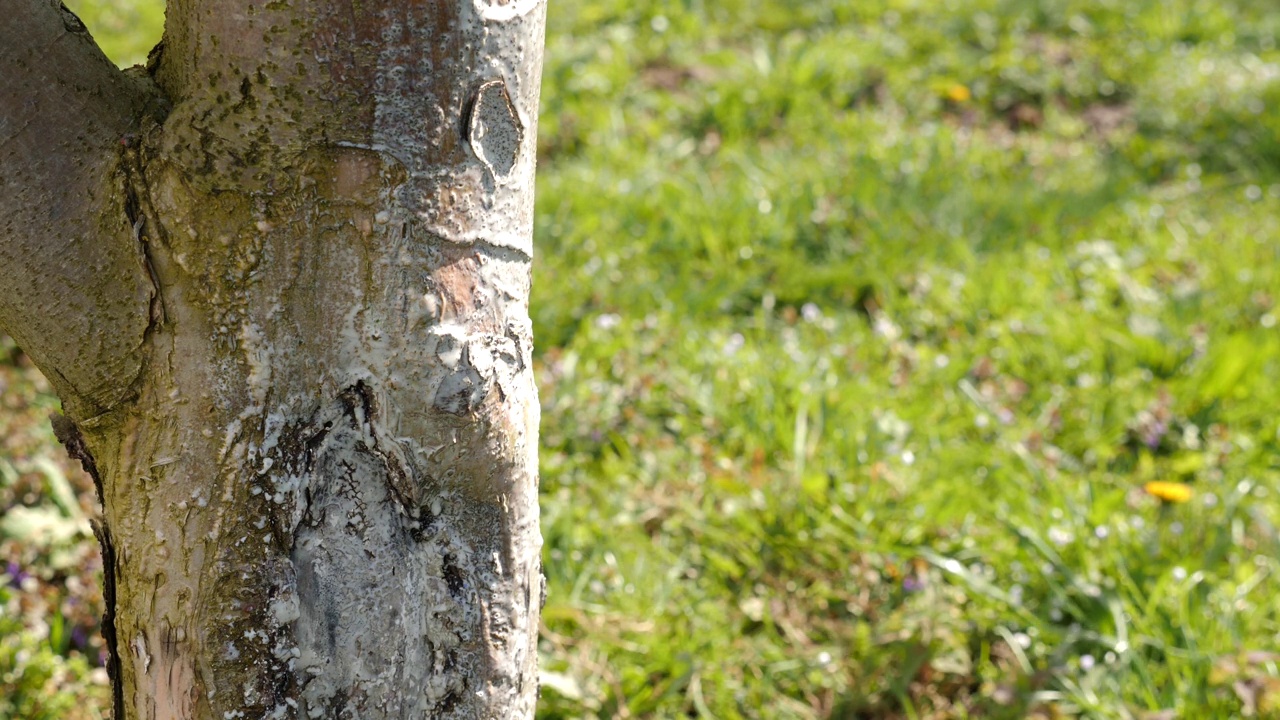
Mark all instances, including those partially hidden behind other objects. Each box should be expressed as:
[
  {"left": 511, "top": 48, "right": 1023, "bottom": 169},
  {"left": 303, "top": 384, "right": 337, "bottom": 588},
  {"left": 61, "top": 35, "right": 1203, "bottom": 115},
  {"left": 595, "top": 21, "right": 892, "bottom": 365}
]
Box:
[{"left": 3, "top": 0, "right": 1279, "bottom": 718}]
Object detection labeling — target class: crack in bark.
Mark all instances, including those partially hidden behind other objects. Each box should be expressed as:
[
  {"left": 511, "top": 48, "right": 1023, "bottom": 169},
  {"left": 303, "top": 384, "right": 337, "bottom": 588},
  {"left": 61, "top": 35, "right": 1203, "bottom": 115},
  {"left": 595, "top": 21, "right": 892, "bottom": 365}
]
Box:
[
  {"left": 94, "top": 521, "right": 124, "bottom": 720},
  {"left": 339, "top": 381, "right": 420, "bottom": 513},
  {"left": 121, "top": 139, "right": 167, "bottom": 329},
  {"left": 54, "top": 2, "right": 89, "bottom": 34},
  {"left": 50, "top": 414, "right": 123, "bottom": 720}
]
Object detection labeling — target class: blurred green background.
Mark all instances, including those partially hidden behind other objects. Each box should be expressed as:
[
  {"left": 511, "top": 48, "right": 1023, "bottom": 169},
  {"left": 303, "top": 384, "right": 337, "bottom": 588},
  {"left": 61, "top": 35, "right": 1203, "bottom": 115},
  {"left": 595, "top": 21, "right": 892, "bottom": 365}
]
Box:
[{"left": 3, "top": 0, "right": 1279, "bottom": 718}]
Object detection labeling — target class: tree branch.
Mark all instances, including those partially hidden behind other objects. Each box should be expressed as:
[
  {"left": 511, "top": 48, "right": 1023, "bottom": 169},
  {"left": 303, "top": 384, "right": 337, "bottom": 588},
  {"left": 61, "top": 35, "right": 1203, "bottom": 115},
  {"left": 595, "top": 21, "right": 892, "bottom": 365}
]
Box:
[{"left": 0, "top": 0, "right": 166, "bottom": 418}]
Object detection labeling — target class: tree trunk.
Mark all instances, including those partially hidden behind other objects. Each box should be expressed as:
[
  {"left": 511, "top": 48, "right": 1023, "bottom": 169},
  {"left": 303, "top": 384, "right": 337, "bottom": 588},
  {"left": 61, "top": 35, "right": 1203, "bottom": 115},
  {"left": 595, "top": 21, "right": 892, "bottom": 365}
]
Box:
[{"left": 0, "top": 1, "right": 546, "bottom": 718}]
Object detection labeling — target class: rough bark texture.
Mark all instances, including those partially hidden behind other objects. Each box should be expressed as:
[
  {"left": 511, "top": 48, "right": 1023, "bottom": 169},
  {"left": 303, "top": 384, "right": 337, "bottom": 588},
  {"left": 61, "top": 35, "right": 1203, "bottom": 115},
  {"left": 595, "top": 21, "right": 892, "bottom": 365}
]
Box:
[
  {"left": 0, "top": 1, "right": 546, "bottom": 719},
  {"left": 0, "top": 0, "right": 164, "bottom": 417}
]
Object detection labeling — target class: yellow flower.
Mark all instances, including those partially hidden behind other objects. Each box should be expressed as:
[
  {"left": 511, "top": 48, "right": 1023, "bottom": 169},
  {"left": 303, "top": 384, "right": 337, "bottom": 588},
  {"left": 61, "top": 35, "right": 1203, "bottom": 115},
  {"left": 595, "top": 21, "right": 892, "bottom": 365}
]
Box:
[
  {"left": 1144, "top": 481, "right": 1193, "bottom": 504},
  {"left": 945, "top": 83, "right": 971, "bottom": 103}
]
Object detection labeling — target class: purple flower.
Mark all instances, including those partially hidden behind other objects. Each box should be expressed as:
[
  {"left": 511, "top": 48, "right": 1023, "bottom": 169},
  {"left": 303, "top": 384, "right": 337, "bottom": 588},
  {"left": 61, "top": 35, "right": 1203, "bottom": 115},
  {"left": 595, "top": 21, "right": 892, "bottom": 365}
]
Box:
[
  {"left": 1142, "top": 419, "right": 1167, "bottom": 449},
  {"left": 5, "top": 560, "right": 30, "bottom": 588}
]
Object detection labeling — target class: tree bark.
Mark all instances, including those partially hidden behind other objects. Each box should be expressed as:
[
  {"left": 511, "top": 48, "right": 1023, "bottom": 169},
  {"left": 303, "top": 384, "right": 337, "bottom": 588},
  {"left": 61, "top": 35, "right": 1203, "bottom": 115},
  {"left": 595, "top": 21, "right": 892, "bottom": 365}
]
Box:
[
  {"left": 1, "top": 1, "right": 546, "bottom": 718},
  {"left": 0, "top": 0, "right": 163, "bottom": 418}
]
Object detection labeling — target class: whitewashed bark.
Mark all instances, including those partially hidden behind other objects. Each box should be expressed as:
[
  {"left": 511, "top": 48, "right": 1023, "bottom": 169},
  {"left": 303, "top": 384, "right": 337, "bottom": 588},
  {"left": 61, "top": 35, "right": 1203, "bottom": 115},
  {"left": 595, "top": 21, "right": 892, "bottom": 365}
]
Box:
[{"left": 0, "top": 1, "right": 546, "bottom": 719}]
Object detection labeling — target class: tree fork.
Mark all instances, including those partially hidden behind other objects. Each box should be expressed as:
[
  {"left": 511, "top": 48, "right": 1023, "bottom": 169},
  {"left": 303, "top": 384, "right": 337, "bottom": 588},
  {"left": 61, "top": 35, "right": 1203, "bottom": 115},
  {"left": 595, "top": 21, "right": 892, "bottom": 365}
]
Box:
[{"left": 2, "top": 1, "right": 547, "bottom": 718}]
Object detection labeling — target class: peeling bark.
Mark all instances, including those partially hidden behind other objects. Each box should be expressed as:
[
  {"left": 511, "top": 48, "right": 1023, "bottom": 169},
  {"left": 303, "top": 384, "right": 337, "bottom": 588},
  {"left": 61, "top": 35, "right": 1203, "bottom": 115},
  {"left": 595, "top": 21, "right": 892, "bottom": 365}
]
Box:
[{"left": 3, "top": 1, "right": 546, "bottom": 718}]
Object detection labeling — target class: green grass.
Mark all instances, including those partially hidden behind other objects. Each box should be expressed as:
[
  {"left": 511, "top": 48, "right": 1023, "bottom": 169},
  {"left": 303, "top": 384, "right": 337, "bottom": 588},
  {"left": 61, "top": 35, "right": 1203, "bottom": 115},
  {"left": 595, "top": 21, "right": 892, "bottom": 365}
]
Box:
[
  {"left": 6, "top": 0, "right": 1280, "bottom": 717},
  {"left": 530, "top": 4, "right": 1280, "bottom": 714}
]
